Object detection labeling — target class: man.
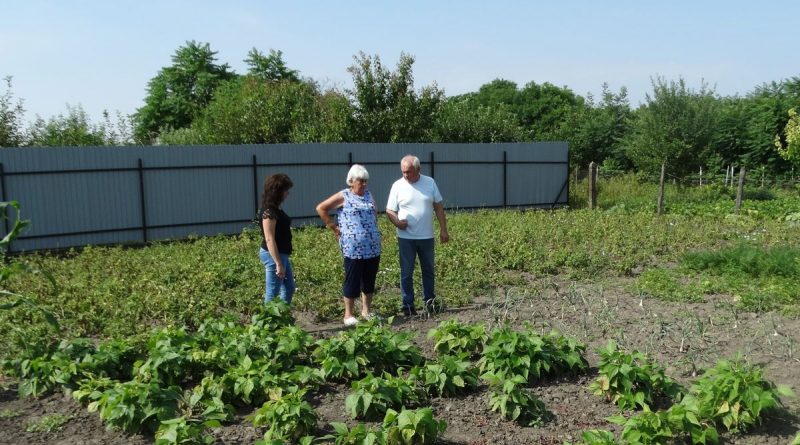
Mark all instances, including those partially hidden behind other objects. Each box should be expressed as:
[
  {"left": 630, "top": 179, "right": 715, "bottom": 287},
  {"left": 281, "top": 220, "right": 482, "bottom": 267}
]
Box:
[{"left": 386, "top": 155, "right": 449, "bottom": 315}]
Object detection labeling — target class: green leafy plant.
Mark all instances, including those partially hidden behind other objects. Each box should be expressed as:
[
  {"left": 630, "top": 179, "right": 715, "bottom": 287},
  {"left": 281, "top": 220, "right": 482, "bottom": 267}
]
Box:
[
  {"left": 409, "top": 354, "right": 478, "bottom": 397},
  {"left": 426, "top": 319, "right": 487, "bottom": 357},
  {"left": 313, "top": 318, "right": 422, "bottom": 381},
  {"left": 328, "top": 422, "right": 386, "bottom": 445},
  {"left": 478, "top": 325, "right": 587, "bottom": 384},
  {"left": 683, "top": 356, "right": 794, "bottom": 432},
  {"left": 565, "top": 429, "right": 620, "bottom": 445},
  {"left": 249, "top": 388, "right": 317, "bottom": 441},
  {"left": 345, "top": 372, "right": 426, "bottom": 420},
  {"left": 382, "top": 407, "right": 446, "bottom": 445},
  {"left": 155, "top": 416, "right": 218, "bottom": 445},
  {"left": 589, "top": 340, "right": 684, "bottom": 411},
  {"left": 88, "top": 380, "right": 181, "bottom": 433},
  {"left": 484, "top": 372, "right": 550, "bottom": 426}
]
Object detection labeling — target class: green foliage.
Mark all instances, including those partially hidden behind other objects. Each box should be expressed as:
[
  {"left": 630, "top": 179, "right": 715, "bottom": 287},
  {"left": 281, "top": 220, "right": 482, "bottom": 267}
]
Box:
[
  {"left": 478, "top": 325, "right": 587, "bottom": 383},
  {"left": 0, "top": 76, "right": 25, "bottom": 147},
  {"left": 624, "top": 77, "right": 720, "bottom": 176},
  {"left": 347, "top": 52, "right": 443, "bottom": 142},
  {"left": 589, "top": 340, "right": 684, "bottom": 411},
  {"left": 684, "top": 356, "right": 793, "bottom": 433},
  {"left": 329, "top": 422, "right": 386, "bottom": 445},
  {"left": 24, "top": 413, "right": 72, "bottom": 432},
  {"left": 777, "top": 107, "right": 800, "bottom": 167},
  {"left": 155, "top": 416, "right": 217, "bottom": 445},
  {"left": 428, "top": 98, "right": 522, "bottom": 143},
  {"left": 27, "top": 106, "right": 132, "bottom": 147},
  {"left": 409, "top": 354, "right": 479, "bottom": 397},
  {"left": 88, "top": 380, "right": 181, "bottom": 433},
  {"left": 0, "top": 408, "right": 24, "bottom": 419},
  {"left": 426, "top": 319, "right": 487, "bottom": 357},
  {"left": 345, "top": 372, "right": 426, "bottom": 420},
  {"left": 634, "top": 268, "right": 706, "bottom": 303},
  {"left": 244, "top": 48, "right": 300, "bottom": 83},
  {"left": 484, "top": 372, "right": 550, "bottom": 426},
  {"left": 682, "top": 243, "right": 800, "bottom": 278},
  {"left": 382, "top": 407, "right": 446, "bottom": 445},
  {"left": 249, "top": 388, "right": 317, "bottom": 441},
  {"left": 313, "top": 318, "right": 422, "bottom": 381},
  {"left": 134, "top": 40, "right": 236, "bottom": 143},
  {"left": 189, "top": 76, "right": 350, "bottom": 144}
]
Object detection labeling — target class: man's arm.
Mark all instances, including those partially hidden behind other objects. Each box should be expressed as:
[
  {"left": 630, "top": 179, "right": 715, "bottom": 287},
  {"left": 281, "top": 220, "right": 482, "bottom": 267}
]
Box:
[
  {"left": 386, "top": 209, "right": 408, "bottom": 230},
  {"left": 433, "top": 201, "right": 449, "bottom": 243}
]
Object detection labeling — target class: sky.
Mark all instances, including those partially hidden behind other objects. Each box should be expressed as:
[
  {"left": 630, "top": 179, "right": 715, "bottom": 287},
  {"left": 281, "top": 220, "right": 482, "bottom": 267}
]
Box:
[{"left": 2, "top": 0, "right": 799, "bottom": 124}]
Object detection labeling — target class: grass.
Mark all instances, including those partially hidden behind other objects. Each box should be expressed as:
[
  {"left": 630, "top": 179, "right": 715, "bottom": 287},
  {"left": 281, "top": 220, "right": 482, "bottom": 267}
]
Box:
[
  {"left": 24, "top": 413, "right": 72, "bottom": 433},
  {"left": 2, "top": 175, "right": 800, "bottom": 358},
  {"left": 0, "top": 408, "right": 24, "bottom": 419}
]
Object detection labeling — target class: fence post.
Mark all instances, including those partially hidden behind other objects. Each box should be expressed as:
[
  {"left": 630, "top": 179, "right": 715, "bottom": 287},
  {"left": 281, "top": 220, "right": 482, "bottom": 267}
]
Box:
[
  {"left": 699, "top": 167, "right": 703, "bottom": 187},
  {"left": 429, "top": 152, "right": 435, "bottom": 179},
  {"left": 588, "top": 162, "right": 597, "bottom": 210},
  {"left": 348, "top": 152, "right": 353, "bottom": 166},
  {"left": 657, "top": 163, "right": 666, "bottom": 215},
  {"left": 137, "top": 158, "right": 148, "bottom": 243},
  {"left": 252, "top": 155, "right": 258, "bottom": 214},
  {"left": 724, "top": 165, "right": 729, "bottom": 186},
  {"left": 735, "top": 167, "right": 746, "bottom": 214},
  {"left": 761, "top": 168, "right": 765, "bottom": 188},
  {"left": 502, "top": 151, "right": 507, "bottom": 207},
  {"left": 0, "top": 163, "right": 9, "bottom": 239}
]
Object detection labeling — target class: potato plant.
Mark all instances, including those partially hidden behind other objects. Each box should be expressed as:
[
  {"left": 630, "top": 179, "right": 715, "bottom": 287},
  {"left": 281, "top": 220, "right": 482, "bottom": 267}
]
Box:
[{"left": 589, "top": 340, "right": 684, "bottom": 411}]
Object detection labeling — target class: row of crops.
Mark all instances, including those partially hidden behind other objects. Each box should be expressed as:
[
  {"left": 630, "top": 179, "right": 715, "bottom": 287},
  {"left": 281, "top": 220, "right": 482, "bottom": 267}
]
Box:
[{"left": 2, "top": 301, "right": 795, "bottom": 444}]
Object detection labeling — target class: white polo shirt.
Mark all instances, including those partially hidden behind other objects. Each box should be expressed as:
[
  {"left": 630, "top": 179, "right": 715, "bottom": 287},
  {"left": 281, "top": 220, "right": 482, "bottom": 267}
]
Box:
[{"left": 386, "top": 174, "right": 443, "bottom": 240}]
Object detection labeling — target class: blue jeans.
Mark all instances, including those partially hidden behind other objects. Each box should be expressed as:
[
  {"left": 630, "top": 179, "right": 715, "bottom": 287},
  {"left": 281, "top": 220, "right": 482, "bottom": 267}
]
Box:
[
  {"left": 259, "top": 248, "right": 295, "bottom": 304},
  {"left": 398, "top": 238, "right": 435, "bottom": 310}
]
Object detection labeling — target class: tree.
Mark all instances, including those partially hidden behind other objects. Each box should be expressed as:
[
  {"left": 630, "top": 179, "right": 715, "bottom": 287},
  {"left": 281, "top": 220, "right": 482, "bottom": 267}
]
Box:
[
  {"left": 623, "top": 77, "right": 720, "bottom": 176},
  {"left": 26, "top": 105, "right": 128, "bottom": 147},
  {"left": 133, "top": 41, "right": 235, "bottom": 143},
  {"left": 0, "top": 76, "right": 25, "bottom": 147},
  {"left": 557, "top": 84, "right": 632, "bottom": 168},
  {"left": 428, "top": 97, "right": 522, "bottom": 143},
  {"left": 244, "top": 48, "right": 300, "bottom": 83},
  {"left": 776, "top": 107, "right": 800, "bottom": 167},
  {"left": 172, "top": 76, "right": 351, "bottom": 145},
  {"left": 347, "top": 52, "right": 443, "bottom": 142}
]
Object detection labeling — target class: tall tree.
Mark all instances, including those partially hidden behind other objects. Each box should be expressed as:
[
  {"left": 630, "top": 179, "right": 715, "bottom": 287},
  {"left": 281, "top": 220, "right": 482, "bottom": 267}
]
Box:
[
  {"left": 623, "top": 77, "right": 720, "bottom": 176},
  {"left": 347, "top": 52, "right": 443, "bottom": 142},
  {"left": 244, "top": 48, "right": 300, "bottom": 83},
  {"left": 133, "top": 41, "right": 235, "bottom": 143},
  {"left": 0, "top": 76, "right": 25, "bottom": 147},
  {"left": 558, "top": 84, "right": 632, "bottom": 168}
]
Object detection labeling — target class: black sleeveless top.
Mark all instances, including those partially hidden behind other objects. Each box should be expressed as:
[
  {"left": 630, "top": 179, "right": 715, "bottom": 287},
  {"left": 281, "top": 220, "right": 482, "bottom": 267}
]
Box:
[{"left": 260, "top": 207, "right": 292, "bottom": 254}]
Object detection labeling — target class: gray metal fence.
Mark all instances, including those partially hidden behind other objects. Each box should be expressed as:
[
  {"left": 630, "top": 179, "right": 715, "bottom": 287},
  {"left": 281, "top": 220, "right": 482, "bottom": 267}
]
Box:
[{"left": 0, "top": 142, "right": 568, "bottom": 252}]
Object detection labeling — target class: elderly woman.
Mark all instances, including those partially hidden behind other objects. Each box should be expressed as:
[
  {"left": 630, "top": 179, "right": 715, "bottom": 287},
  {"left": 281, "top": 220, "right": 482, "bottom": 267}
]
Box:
[
  {"left": 316, "top": 164, "right": 381, "bottom": 326},
  {"left": 258, "top": 173, "right": 295, "bottom": 304}
]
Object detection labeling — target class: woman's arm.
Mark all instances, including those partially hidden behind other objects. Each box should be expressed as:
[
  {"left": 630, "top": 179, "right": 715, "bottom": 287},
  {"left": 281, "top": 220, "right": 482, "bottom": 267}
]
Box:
[
  {"left": 262, "top": 217, "right": 285, "bottom": 278},
  {"left": 316, "top": 191, "right": 344, "bottom": 239}
]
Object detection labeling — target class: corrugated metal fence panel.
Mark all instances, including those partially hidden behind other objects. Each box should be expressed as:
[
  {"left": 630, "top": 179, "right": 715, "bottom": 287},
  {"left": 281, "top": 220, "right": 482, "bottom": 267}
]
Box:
[{"left": 0, "top": 142, "right": 568, "bottom": 252}]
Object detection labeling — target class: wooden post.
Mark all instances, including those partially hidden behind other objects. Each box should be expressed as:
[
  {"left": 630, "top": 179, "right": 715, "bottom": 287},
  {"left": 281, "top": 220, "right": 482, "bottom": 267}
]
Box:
[
  {"left": 657, "top": 163, "right": 666, "bottom": 215},
  {"left": 761, "top": 168, "right": 765, "bottom": 188},
  {"left": 588, "top": 162, "right": 597, "bottom": 210},
  {"left": 699, "top": 167, "right": 703, "bottom": 187},
  {"left": 735, "top": 167, "right": 746, "bottom": 214}
]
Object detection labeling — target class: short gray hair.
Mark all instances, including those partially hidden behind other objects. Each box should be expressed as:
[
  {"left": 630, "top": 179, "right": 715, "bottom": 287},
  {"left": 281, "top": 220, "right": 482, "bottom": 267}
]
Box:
[
  {"left": 401, "top": 155, "right": 420, "bottom": 170},
  {"left": 346, "top": 164, "right": 370, "bottom": 185}
]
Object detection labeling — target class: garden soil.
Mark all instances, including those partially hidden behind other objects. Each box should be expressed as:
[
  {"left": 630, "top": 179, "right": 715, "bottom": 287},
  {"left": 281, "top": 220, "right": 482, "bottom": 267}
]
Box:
[{"left": 1, "top": 275, "right": 798, "bottom": 445}]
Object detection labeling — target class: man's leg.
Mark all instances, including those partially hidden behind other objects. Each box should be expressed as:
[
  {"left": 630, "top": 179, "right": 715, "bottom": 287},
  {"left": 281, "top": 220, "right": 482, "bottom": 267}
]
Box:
[
  {"left": 418, "top": 238, "right": 436, "bottom": 305},
  {"left": 398, "top": 238, "right": 417, "bottom": 313}
]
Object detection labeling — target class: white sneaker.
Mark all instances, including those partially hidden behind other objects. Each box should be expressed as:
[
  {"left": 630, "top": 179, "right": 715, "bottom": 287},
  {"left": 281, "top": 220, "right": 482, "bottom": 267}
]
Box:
[{"left": 344, "top": 316, "right": 359, "bottom": 326}]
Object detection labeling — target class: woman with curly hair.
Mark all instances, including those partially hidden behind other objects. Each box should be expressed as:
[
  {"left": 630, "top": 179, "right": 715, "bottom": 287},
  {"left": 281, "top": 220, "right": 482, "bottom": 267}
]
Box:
[{"left": 258, "top": 173, "right": 295, "bottom": 304}]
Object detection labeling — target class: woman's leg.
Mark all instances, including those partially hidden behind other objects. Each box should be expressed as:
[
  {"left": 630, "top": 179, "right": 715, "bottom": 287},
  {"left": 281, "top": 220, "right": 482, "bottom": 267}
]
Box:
[
  {"left": 360, "top": 256, "right": 380, "bottom": 317},
  {"left": 259, "top": 248, "right": 281, "bottom": 303},
  {"left": 279, "top": 253, "right": 296, "bottom": 305}
]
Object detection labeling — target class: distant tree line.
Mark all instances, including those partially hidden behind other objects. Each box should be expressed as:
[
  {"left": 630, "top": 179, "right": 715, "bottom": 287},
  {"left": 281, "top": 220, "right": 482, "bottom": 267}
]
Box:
[{"left": 2, "top": 40, "right": 800, "bottom": 175}]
